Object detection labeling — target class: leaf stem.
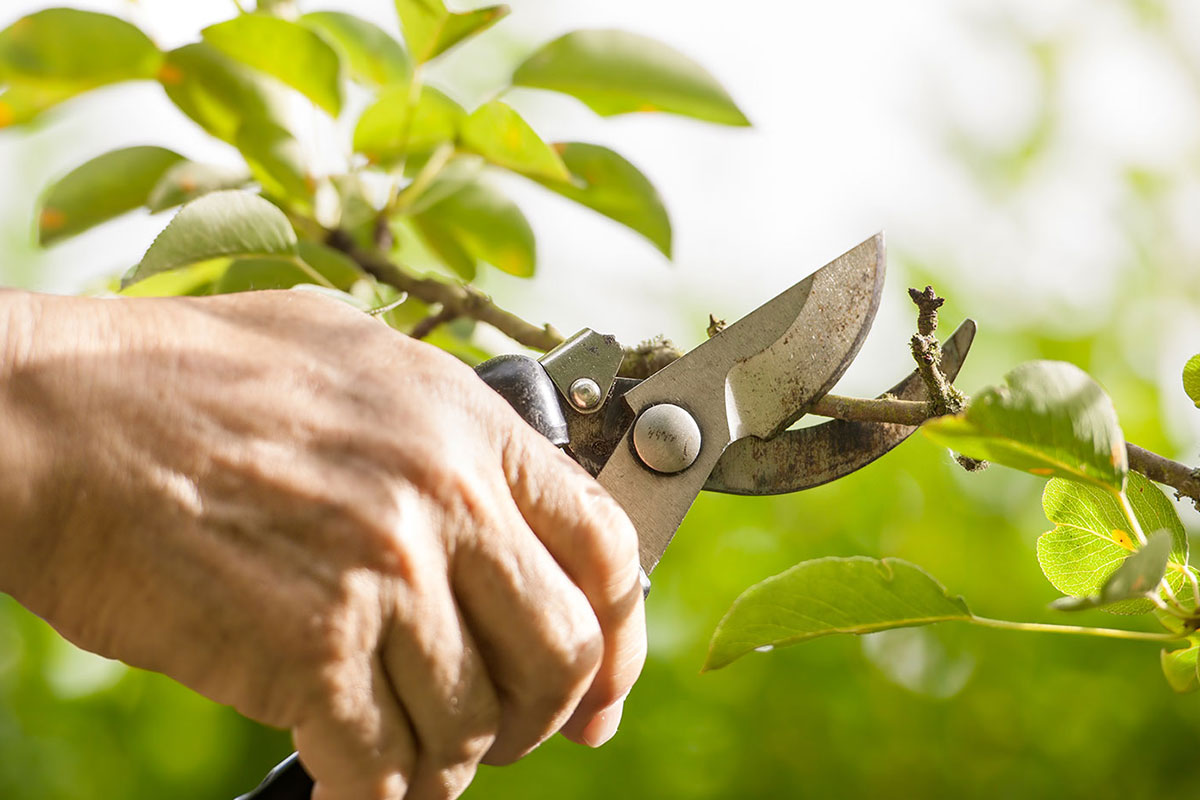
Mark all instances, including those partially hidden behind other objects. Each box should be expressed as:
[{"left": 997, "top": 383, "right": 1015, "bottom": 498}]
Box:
[
  {"left": 288, "top": 255, "right": 337, "bottom": 290},
  {"left": 1185, "top": 565, "right": 1200, "bottom": 608},
  {"left": 1113, "top": 487, "right": 1192, "bottom": 613},
  {"left": 1149, "top": 592, "right": 1192, "bottom": 619},
  {"left": 1160, "top": 578, "right": 1188, "bottom": 614},
  {"left": 392, "top": 142, "right": 455, "bottom": 214},
  {"left": 387, "top": 68, "right": 428, "bottom": 208},
  {"left": 969, "top": 616, "right": 1183, "bottom": 643}
]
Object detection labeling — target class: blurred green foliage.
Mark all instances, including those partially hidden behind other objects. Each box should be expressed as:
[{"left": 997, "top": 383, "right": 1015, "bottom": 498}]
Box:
[{"left": 3, "top": 2, "right": 1200, "bottom": 800}]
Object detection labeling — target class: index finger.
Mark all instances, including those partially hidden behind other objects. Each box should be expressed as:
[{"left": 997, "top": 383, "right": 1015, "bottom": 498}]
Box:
[{"left": 500, "top": 427, "right": 647, "bottom": 746}]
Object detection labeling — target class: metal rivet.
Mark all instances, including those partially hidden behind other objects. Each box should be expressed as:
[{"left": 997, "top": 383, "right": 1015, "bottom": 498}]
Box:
[
  {"left": 633, "top": 404, "right": 702, "bottom": 474},
  {"left": 568, "top": 377, "right": 603, "bottom": 411}
]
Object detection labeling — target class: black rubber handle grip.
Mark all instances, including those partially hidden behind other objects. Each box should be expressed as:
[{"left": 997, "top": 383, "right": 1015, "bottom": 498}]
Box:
[
  {"left": 235, "top": 753, "right": 311, "bottom": 800},
  {"left": 473, "top": 353, "right": 569, "bottom": 445}
]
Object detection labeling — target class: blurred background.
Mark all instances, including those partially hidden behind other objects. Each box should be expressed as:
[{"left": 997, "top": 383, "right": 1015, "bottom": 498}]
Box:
[{"left": 3, "top": 0, "right": 1200, "bottom": 797}]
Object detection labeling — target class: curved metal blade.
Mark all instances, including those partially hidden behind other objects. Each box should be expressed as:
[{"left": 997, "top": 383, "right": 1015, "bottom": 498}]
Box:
[
  {"left": 705, "top": 319, "right": 976, "bottom": 495},
  {"left": 597, "top": 234, "right": 887, "bottom": 573}
]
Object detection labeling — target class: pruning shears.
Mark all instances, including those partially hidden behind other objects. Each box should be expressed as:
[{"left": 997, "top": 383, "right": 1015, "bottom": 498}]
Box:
[{"left": 236, "top": 233, "right": 976, "bottom": 798}]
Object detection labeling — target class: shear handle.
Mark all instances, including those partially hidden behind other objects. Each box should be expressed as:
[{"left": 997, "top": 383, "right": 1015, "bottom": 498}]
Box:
[{"left": 234, "top": 753, "right": 311, "bottom": 800}]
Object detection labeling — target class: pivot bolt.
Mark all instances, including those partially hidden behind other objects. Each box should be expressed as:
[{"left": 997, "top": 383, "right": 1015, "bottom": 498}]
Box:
[
  {"left": 568, "top": 377, "right": 603, "bottom": 411},
  {"left": 633, "top": 404, "right": 702, "bottom": 474}
]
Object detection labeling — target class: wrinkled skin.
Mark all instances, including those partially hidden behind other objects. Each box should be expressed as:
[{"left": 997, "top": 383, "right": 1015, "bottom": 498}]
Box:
[{"left": 0, "top": 289, "right": 646, "bottom": 800}]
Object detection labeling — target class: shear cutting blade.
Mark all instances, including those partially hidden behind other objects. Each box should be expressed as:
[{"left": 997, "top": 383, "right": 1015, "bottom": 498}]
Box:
[
  {"left": 597, "top": 234, "right": 886, "bottom": 573},
  {"left": 705, "top": 319, "right": 976, "bottom": 495}
]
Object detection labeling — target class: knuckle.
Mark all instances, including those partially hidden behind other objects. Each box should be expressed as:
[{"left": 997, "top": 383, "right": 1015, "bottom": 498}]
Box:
[
  {"left": 411, "top": 452, "right": 492, "bottom": 521},
  {"left": 577, "top": 484, "right": 640, "bottom": 577},
  {"left": 427, "top": 693, "right": 501, "bottom": 769},
  {"left": 417, "top": 761, "right": 480, "bottom": 800},
  {"left": 536, "top": 617, "right": 604, "bottom": 698},
  {"left": 283, "top": 580, "right": 384, "bottom": 707},
  {"left": 427, "top": 728, "right": 496, "bottom": 775},
  {"left": 502, "top": 619, "right": 602, "bottom": 734}
]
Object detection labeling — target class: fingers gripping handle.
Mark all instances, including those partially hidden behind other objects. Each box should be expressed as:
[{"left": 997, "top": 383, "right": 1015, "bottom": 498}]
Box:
[
  {"left": 234, "top": 355, "right": 626, "bottom": 800},
  {"left": 475, "top": 355, "right": 651, "bottom": 596}
]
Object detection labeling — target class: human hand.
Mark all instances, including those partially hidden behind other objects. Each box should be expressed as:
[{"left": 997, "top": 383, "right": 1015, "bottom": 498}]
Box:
[{"left": 0, "top": 289, "right": 646, "bottom": 800}]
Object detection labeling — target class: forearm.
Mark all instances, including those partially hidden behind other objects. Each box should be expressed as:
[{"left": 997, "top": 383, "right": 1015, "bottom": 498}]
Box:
[
  {"left": 0, "top": 290, "right": 111, "bottom": 603},
  {"left": 0, "top": 289, "right": 51, "bottom": 598}
]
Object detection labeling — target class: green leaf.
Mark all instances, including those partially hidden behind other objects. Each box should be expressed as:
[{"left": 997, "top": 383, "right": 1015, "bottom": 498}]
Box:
[
  {"left": 158, "top": 44, "right": 285, "bottom": 144},
  {"left": 147, "top": 162, "right": 252, "bottom": 213},
  {"left": 38, "top": 146, "right": 184, "bottom": 245},
  {"left": 234, "top": 120, "right": 313, "bottom": 205},
  {"left": 923, "top": 361, "right": 1127, "bottom": 491},
  {"left": 299, "top": 12, "right": 410, "bottom": 87},
  {"left": 1050, "top": 530, "right": 1172, "bottom": 612},
  {"left": 403, "top": 155, "right": 484, "bottom": 214},
  {"left": 389, "top": 214, "right": 473, "bottom": 280},
  {"left": 513, "top": 29, "right": 749, "bottom": 126},
  {"left": 410, "top": 216, "right": 477, "bottom": 280},
  {"left": 1184, "top": 354, "right": 1200, "bottom": 408},
  {"left": 703, "top": 557, "right": 972, "bottom": 672},
  {"left": 533, "top": 142, "right": 671, "bottom": 257},
  {"left": 213, "top": 258, "right": 317, "bottom": 294},
  {"left": 374, "top": 295, "right": 492, "bottom": 363},
  {"left": 202, "top": 14, "right": 342, "bottom": 115},
  {"left": 328, "top": 174, "right": 381, "bottom": 248},
  {"left": 1094, "top": 529, "right": 1172, "bottom": 604},
  {"left": 158, "top": 45, "right": 311, "bottom": 203},
  {"left": 118, "top": 259, "right": 231, "bottom": 297},
  {"left": 414, "top": 182, "right": 535, "bottom": 277},
  {"left": 0, "top": 81, "right": 80, "bottom": 127},
  {"left": 353, "top": 84, "right": 465, "bottom": 164},
  {"left": 394, "top": 0, "right": 508, "bottom": 64},
  {"left": 0, "top": 9, "right": 161, "bottom": 124},
  {"left": 1037, "top": 472, "right": 1189, "bottom": 614},
  {"left": 461, "top": 101, "right": 568, "bottom": 181},
  {"left": 126, "top": 190, "right": 297, "bottom": 286},
  {"left": 296, "top": 241, "right": 365, "bottom": 291},
  {"left": 0, "top": 9, "right": 161, "bottom": 83},
  {"left": 1160, "top": 643, "right": 1200, "bottom": 693}
]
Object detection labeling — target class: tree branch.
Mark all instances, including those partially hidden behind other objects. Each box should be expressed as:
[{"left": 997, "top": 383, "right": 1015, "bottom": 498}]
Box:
[
  {"left": 1127, "top": 444, "right": 1200, "bottom": 511},
  {"left": 620, "top": 336, "right": 685, "bottom": 379},
  {"left": 329, "top": 233, "right": 566, "bottom": 351},
  {"left": 908, "top": 286, "right": 966, "bottom": 416},
  {"left": 410, "top": 306, "right": 459, "bottom": 340},
  {"left": 807, "top": 395, "right": 1200, "bottom": 509},
  {"left": 810, "top": 394, "right": 934, "bottom": 426}
]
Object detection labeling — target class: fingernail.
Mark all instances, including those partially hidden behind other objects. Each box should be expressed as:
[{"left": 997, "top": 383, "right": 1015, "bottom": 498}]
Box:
[{"left": 581, "top": 701, "right": 624, "bottom": 747}]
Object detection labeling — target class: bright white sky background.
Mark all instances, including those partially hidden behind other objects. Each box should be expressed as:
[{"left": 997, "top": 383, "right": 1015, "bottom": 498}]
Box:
[{"left": 2, "top": 0, "right": 1200, "bottom": 446}]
